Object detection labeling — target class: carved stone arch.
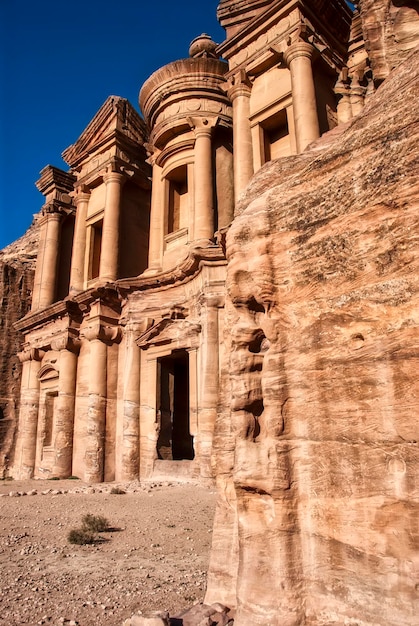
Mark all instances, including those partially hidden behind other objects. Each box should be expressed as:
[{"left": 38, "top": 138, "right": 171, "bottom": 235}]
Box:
[{"left": 38, "top": 363, "right": 59, "bottom": 383}]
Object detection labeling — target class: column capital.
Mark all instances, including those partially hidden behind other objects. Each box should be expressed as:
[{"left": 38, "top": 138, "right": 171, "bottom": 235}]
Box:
[
  {"left": 227, "top": 70, "right": 252, "bottom": 101},
  {"left": 73, "top": 185, "right": 91, "bottom": 205},
  {"left": 144, "top": 143, "right": 162, "bottom": 167},
  {"left": 284, "top": 40, "right": 316, "bottom": 66},
  {"left": 199, "top": 294, "right": 224, "bottom": 309},
  {"left": 50, "top": 332, "right": 81, "bottom": 354},
  {"left": 187, "top": 116, "right": 218, "bottom": 138},
  {"left": 103, "top": 170, "right": 126, "bottom": 186},
  {"left": 40, "top": 202, "right": 66, "bottom": 219},
  {"left": 81, "top": 321, "right": 122, "bottom": 344},
  {"left": 18, "top": 347, "right": 45, "bottom": 363}
]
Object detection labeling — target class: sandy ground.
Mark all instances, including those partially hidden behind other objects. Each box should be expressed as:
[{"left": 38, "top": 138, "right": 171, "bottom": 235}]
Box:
[{"left": 0, "top": 479, "right": 216, "bottom": 626}]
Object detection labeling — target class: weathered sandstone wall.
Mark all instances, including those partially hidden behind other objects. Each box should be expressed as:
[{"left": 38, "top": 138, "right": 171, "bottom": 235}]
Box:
[
  {"left": 0, "top": 220, "right": 39, "bottom": 476},
  {"left": 206, "top": 41, "right": 419, "bottom": 626},
  {"left": 360, "top": 0, "right": 419, "bottom": 82}
]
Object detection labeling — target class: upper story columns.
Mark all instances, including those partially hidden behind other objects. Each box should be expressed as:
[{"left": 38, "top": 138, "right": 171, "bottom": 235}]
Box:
[
  {"left": 189, "top": 117, "right": 218, "bottom": 242},
  {"left": 31, "top": 166, "right": 76, "bottom": 312},
  {"left": 228, "top": 71, "right": 254, "bottom": 202},
  {"left": 284, "top": 41, "right": 320, "bottom": 154},
  {"left": 32, "top": 210, "right": 62, "bottom": 311},
  {"left": 69, "top": 186, "right": 90, "bottom": 294},
  {"left": 99, "top": 169, "right": 126, "bottom": 282},
  {"left": 144, "top": 148, "right": 164, "bottom": 274}
]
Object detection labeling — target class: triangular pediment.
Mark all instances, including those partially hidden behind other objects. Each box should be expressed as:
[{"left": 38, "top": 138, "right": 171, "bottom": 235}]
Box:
[
  {"left": 62, "top": 96, "right": 147, "bottom": 168},
  {"left": 137, "top": 318, "right": 201, "bottom": 349},
  {"left": 217, "top": 0, "right": 274, "bottom": 37}
]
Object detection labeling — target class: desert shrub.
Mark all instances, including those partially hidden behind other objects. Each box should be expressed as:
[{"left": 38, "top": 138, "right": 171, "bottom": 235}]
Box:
[
  {"left": 68, "top": 476, "right": 80, "bottom": 480},
  {"left": 110, "top": 487, "right": 126, "bottom": 495},
  {"left": 82, "top": 513, "right": 110, "bottom": 532},
  {"left": 67, "top": 528, "right": 97, "bottom": 545}
]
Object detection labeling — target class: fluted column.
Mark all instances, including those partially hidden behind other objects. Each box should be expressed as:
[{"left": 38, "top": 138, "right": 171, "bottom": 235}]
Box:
[
  {"left": 69, "top": 186, "right": 90, "bottom": 293},
  {"left": 50, "top": 336, "right": 79, "bottom": 477},
  {"left": 190, "top": 117, "right": 217, "bottom": 242},
  {"left": 13, "top": 349, "right": 43, "bottom": 479},
  {"left": 31, "top": 210, "right": 62, "bottom": 310},
  {"left": 228, "top": 72, "right": 254, "bottom": 203},
  {"left": 284, "top": 41, "right": 320, "bottom": 153},
  {"left": 99, "top": 170, "right": 125, "bottom": 282},
  {"left": 144, "top": 149, "right": 164, "bottom": 274},
  {"left": 120, "top": 323, "right": 141, "bottom": 481}
]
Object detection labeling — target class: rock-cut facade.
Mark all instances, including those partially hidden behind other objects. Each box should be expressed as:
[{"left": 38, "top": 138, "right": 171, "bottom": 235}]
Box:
[{"left": 2, "top": 0, "right": 404, "bottom": 485}]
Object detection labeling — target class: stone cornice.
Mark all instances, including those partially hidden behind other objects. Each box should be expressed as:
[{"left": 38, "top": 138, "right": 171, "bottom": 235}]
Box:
[
  {"left": 117, "top": 244, "right": 227, "bottom": 296},
  {"left": 140, "top": 58, "right": 230, "bottom": 146},
  {"left": 217, "top": 0, "right": 352, "bottom": 70},
  {"left": 14, "top": 300, "right": 82, "bottom": 334},
  {"left": 72, "top": 150, "right": 151, "bottom": 191},
  {"left": 72, "top": 284, "right": 121, "bottom": 314},
  {"left": 36, "top": 166, "right": 76, "bottom": 196},
  {"left": 62, "top": 96, "right": 148, "bottom": 171}
]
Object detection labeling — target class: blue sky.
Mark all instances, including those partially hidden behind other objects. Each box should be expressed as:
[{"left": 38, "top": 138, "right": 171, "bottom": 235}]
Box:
[{"left": 0, "top": 1, "right": 224, "bottom": 248}]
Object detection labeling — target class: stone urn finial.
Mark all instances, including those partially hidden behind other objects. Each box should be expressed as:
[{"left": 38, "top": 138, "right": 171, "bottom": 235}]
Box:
[{"left": 189, "top": 33, "right": 219, "bottom": 59}]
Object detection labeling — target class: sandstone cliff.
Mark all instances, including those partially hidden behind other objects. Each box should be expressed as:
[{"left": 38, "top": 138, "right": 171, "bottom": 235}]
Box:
[
  {"left": 206, "top": 41, "right": 419, "bottom": 626},
  {"left": 0, "top": 219, "right": 39, "bottom": 476}
]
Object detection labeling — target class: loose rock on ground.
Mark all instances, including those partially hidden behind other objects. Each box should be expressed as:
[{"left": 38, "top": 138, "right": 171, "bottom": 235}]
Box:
[{"left": 0, "top": 479, "right": 216, "bottom": 626}]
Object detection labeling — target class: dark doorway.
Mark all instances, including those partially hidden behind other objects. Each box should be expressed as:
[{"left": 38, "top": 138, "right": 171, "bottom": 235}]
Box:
[{"left": 157, "top": 350, "right": 194, "bottom": 460}]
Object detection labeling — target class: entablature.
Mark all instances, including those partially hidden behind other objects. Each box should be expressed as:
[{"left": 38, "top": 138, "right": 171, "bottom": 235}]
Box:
[
  {"left": 117, "top": 242, "right": 227, "bottom": 297},
  {"left": 15, "top": 300, "right": 82, "bottom": 335},
  {"left": 218, "top": 0, "right": 352, "bottom": 75}
]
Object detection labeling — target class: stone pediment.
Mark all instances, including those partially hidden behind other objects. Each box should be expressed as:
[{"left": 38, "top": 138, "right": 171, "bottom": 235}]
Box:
[
  {"left": 136, "top": 318, "right": 201, "bottom": 350},
  {"left": 62, "top": 96, "right": 147, "bottom": 168},
  {"left": 217, "top": 0, "right": 274, "bottom": 37}
]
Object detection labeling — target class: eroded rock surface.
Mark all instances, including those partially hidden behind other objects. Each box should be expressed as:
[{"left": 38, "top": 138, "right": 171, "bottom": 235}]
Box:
[
  {"left": 0, "top": 219, "right": 39, "bottom": 475},
  {"left": 206, "top": 43, "right": 419, "bottom": 626},
  {"left": 360, "top": 0, "right": 419, "bottom": 82}
]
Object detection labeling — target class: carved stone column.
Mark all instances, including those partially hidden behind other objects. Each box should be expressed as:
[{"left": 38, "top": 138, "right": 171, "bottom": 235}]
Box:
[
  {"left": 144, "top": 148, "right": 164, "bottom": 275},
  {"left": 82, "top": 323, "right": 120, "bottom": 482},
  {"left": 350, "top": 72, "right": 366, "bottom": 117},
  {"left": 99, "top": 170, "right": 126, "bottom": 282},
  {"left": 13, "top": 349, "right": 43, "bottom": 479},
  {"left": 50, "top": 335, "right": 80, "bottom": 478},
  {"left": 190, "top": 117, "right": 217, "bottom": 242},
  {"left": 31, "top": 210, "right": 62, "bottom": 311},
  {"left": 335, "top": 71, "right": 353, "bottom": 124},
  {"left": 69, "top": 186, "right": 90, "bottom": 293},
  {"left": 198, "top": 296, "right": 221, "bottom": 481},
  {"left": 120, "top": 323, "right": 141, "bottom": 481},
  {"left": 228, "top": 72, "right": 254, "bottom": 203},
  {"left": 284, "top": 41, "right": 320, "bottom": 153}
]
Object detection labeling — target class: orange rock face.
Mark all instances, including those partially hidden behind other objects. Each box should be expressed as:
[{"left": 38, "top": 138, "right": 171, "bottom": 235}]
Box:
[
  {"left": 0, "top": 221, "right": 39, "bottom": 475},
  {"left": 206, "top": 42, "right": 419, "bottom": 626}
]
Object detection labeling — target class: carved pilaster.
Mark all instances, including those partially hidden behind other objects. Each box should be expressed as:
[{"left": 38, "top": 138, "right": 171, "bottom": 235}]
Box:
[
  {"left": 69, "top": 185, "right": 91, "bottom": 293},
  {"left": 144, "top": 145, "right": 164, "bottom": 275},
  {"left": 228, "top": 70, "right": 254, "bottom": 203}
]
